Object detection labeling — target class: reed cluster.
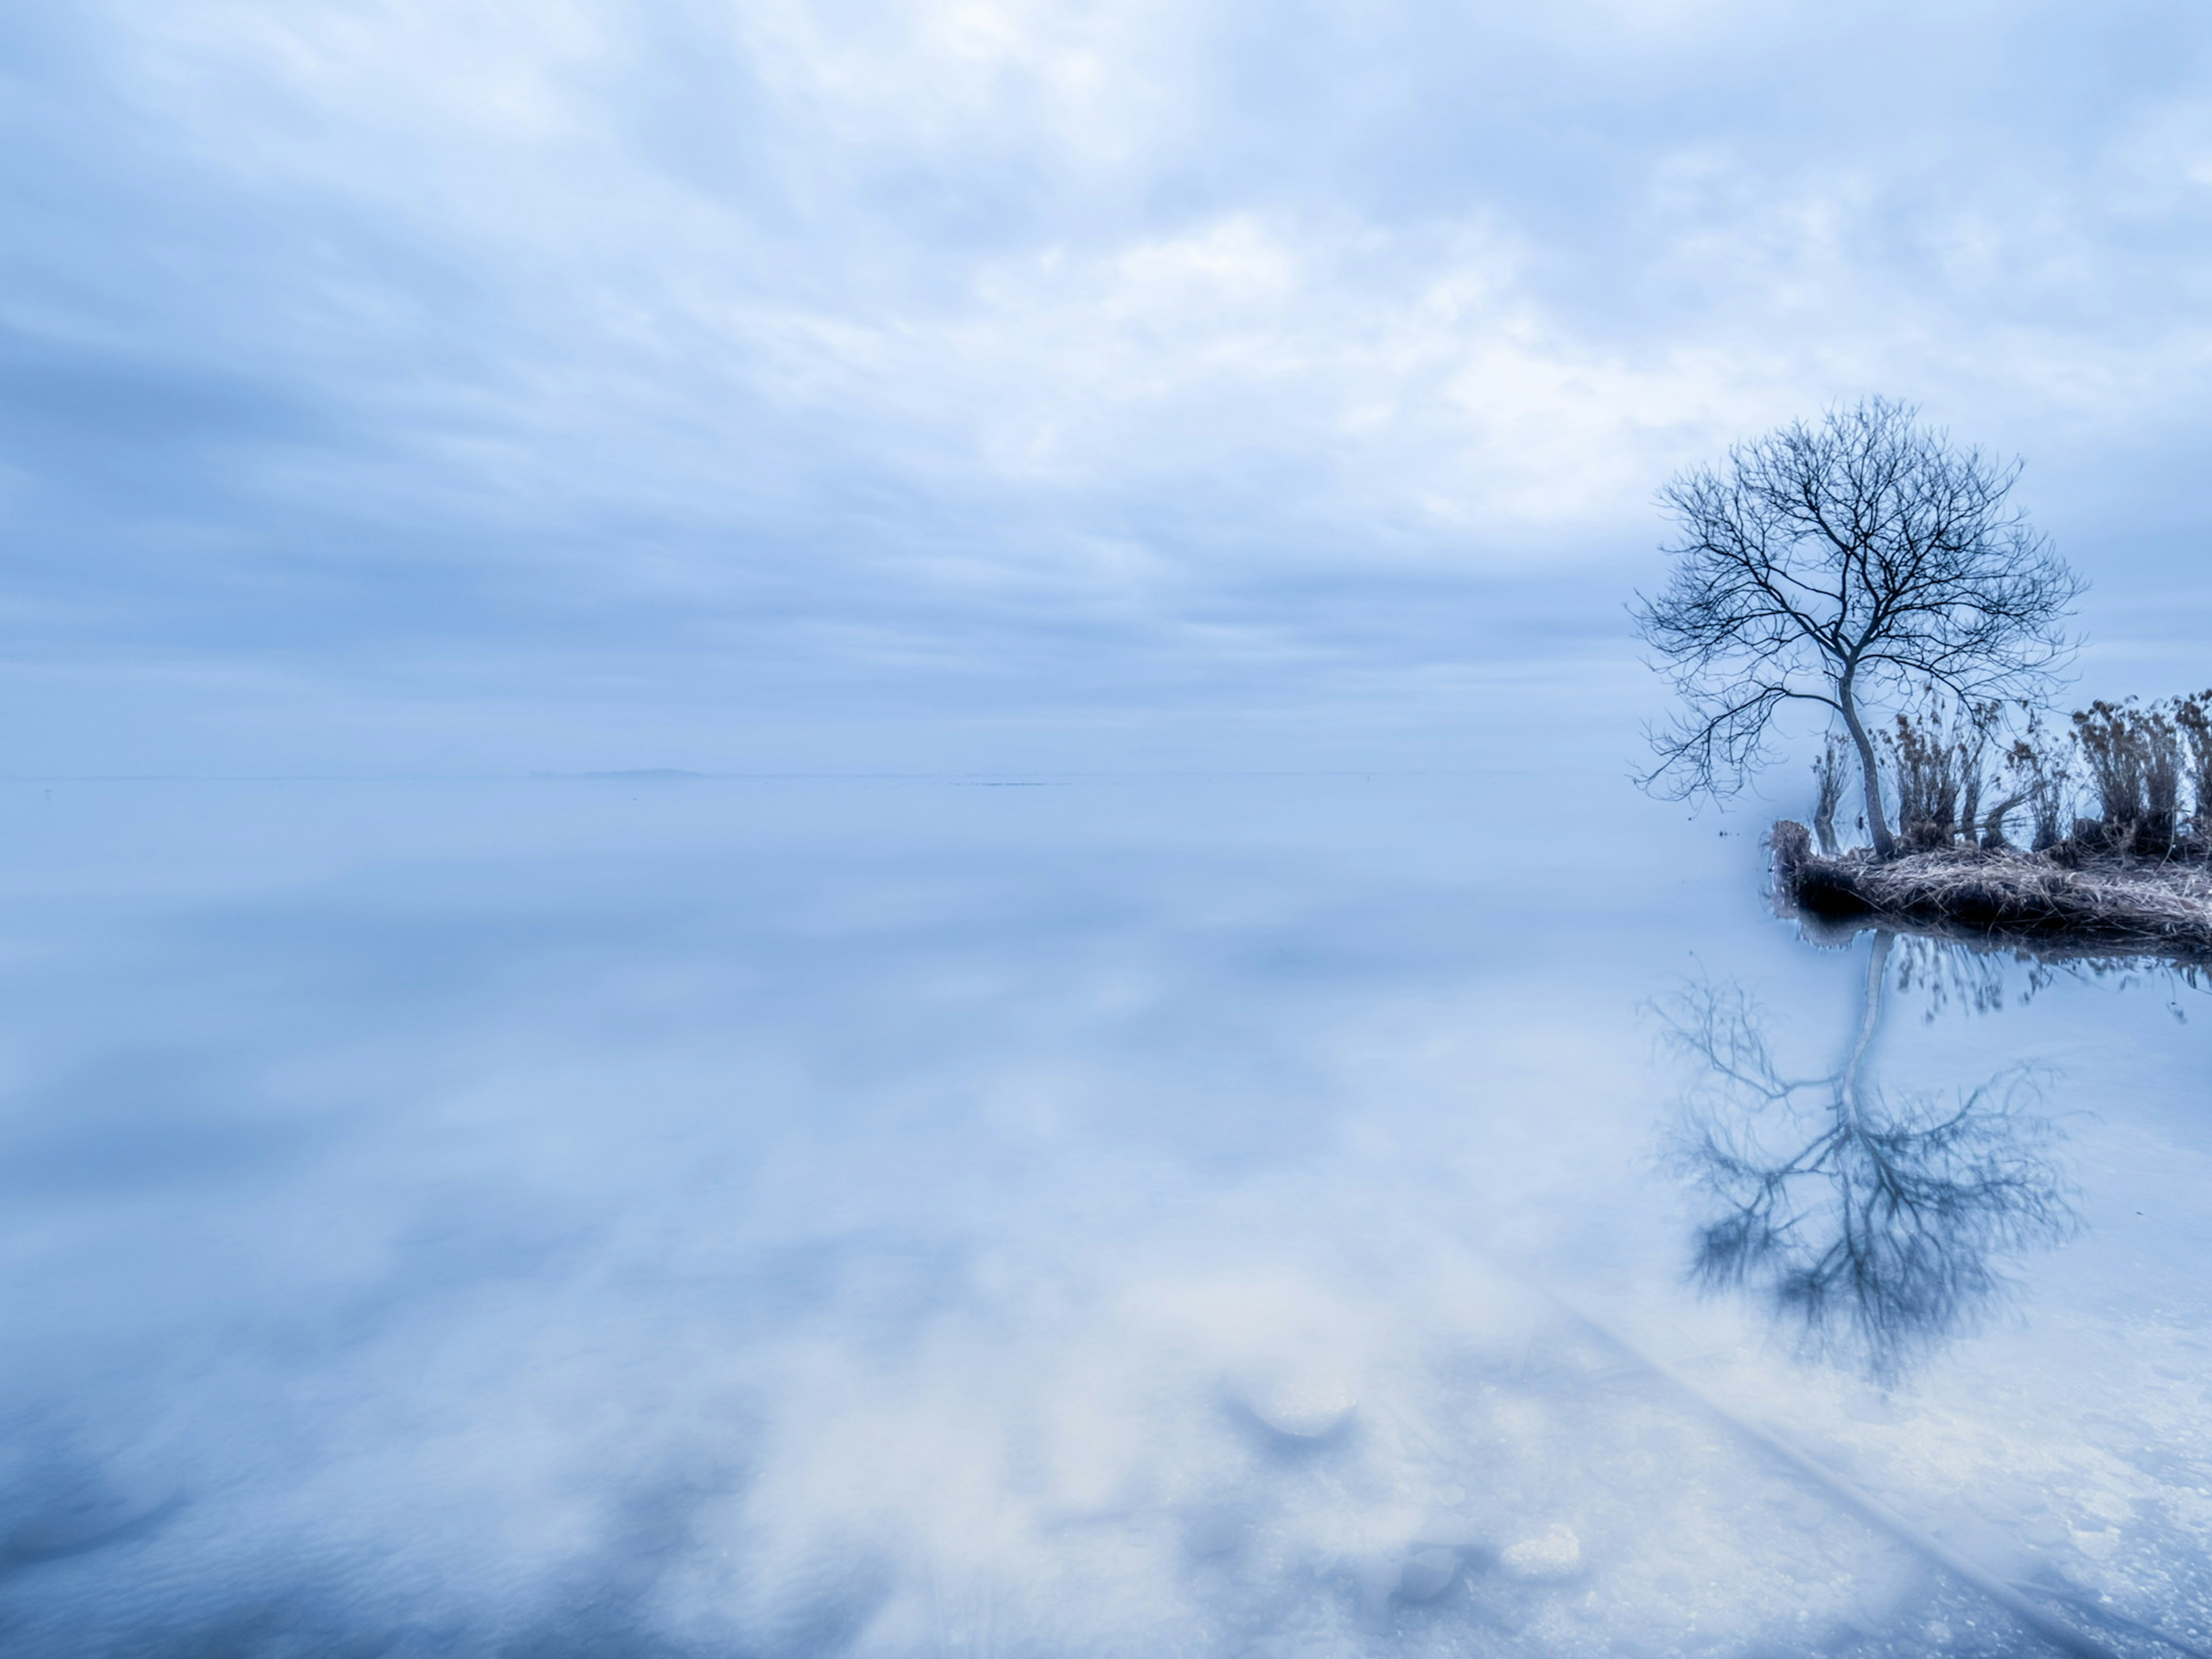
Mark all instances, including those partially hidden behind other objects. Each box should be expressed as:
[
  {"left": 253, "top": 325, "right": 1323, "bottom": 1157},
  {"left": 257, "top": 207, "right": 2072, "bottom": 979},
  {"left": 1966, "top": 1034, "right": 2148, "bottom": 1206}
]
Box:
[
  {"left": 1832, "top": 692, "right": 2212, "bottom": 862},
  {"left": 1776, "top": 692, "right": 2212, "bottom": 961}
]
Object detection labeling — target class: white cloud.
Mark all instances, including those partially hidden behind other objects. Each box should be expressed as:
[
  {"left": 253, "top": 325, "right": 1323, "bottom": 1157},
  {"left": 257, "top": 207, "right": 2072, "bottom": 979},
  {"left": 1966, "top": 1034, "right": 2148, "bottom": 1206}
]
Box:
[{"left": 8, "top": 0, "right": 2212, "bottom": 765}]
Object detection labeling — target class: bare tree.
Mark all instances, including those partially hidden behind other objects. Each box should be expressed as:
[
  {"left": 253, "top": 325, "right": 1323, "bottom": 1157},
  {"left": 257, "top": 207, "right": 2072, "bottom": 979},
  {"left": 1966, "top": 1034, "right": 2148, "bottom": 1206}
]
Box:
[{"left": 1634, "top": 398, "right": 2083, "bottom": 857}]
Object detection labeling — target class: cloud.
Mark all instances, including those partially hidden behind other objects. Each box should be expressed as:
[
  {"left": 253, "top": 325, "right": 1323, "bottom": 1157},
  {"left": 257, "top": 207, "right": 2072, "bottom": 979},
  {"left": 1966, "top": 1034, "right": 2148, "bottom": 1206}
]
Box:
[{"left": 3, "top": 1, "right": 2210, "bottom": 766}]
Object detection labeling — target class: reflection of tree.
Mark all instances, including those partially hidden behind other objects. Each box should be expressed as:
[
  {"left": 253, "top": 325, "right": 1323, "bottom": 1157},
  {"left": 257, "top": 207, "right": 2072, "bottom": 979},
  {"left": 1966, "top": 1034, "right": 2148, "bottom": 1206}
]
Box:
[{"left": 1662, "top": 933, "right": 2077, "bottom": 1383}]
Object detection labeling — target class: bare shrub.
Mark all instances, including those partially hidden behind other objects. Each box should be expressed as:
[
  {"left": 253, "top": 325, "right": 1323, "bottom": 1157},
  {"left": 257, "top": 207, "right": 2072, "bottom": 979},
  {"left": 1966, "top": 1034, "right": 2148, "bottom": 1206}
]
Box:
[
  {"left": 1887, "top": 713, "right": 1956, "bottom": 849},
  {"left": 1976, "top": 765, "right": 2030, "bottom": 851},
  {"left": 2073, "top": 700, "right": 2142, "bottom": 835},
  {"left": 1991, "top": 738, "right": 2035, "bottom": 849},
  {"left": 1811, "top": 737, "right": 1847, "bottom": 855},
  {"left": 1959, "top": 702, "right": 1998, "bottom": 843},
  {"left": 2006, "top": 712, "right": 2073, "bottom": 851},
  {"left": 2141, "top": 706, "right": 2182, "bottom": 857},
  {"left": 1884, "top": 703, "right": 1998, "bottom": 851},
  {"left": 2174, "top": 690, "right": 2212, "bottom": 845},
  {"left": 2071, "top": 698, "right": 2184, "bottom": 856}
]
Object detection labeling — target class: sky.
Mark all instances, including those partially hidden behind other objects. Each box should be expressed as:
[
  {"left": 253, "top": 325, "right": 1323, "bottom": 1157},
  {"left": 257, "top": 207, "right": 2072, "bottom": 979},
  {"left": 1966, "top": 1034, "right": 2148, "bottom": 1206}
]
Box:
[{"left": 3, "top": 0, "right": 2211, "bottom": 776}]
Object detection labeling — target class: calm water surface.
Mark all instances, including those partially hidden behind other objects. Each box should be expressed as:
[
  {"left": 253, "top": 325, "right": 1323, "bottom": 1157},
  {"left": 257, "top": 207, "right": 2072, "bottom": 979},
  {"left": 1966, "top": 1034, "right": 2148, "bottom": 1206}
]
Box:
[{"left": 0, "top": 775, "right": 2207, "bottom": 1657}]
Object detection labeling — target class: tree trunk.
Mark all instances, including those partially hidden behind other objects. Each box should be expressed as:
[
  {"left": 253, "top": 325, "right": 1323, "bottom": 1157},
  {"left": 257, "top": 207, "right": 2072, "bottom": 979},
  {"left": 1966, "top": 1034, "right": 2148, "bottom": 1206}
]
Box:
[{"left": 1837, "top": 680, "right": 1895, "bottom": 858}]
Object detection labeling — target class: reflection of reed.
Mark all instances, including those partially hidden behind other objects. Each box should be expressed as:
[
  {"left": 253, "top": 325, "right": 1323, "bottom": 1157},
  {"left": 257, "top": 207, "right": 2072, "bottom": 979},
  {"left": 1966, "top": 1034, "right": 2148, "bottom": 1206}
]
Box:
[
  {"left": 1660, "top": 932, "right": 2077, "bottom": 1384},
  {"left": 1884, "top": 929, "right": 2206, "bottom": 1019}
]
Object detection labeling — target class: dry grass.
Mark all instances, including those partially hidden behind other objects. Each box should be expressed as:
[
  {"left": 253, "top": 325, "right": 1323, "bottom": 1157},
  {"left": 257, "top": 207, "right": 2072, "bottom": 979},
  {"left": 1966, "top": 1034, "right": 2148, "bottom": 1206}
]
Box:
[{"left": 1769, "top": 819, "right": 2212, "bottom": 965}]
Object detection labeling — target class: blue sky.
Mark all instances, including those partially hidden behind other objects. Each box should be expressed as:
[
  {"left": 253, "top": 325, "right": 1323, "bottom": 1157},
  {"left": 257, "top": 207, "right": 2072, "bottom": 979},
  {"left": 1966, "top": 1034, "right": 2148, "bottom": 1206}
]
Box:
[{"left": 3, "top": 0, "right": 2210, "bottom": 774}]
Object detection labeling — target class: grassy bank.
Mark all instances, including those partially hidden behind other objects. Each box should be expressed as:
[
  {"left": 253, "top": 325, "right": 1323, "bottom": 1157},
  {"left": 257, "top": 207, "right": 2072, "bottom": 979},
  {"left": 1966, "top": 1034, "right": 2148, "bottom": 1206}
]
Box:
[{"left": 1770, "top": 820, "right": 2212, "bottom": 965}]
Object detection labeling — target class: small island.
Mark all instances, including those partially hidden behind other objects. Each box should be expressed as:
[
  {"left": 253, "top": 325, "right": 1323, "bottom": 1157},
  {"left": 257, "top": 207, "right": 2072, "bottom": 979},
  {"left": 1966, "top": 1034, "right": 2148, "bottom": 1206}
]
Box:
[
  {"left": 1771, "top": 823, "right": 2212, "bottom": 968},
  {"left": 1773, "top": 693, "right": 2212, "bottom": 963},
  {"left": 1634, "top": 399, "right": 2210, "bottom": 963}
]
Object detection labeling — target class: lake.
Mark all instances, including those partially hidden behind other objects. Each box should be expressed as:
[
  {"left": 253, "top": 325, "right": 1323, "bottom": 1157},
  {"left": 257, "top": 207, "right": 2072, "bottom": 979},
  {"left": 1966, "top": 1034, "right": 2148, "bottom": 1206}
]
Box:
[{"left": 0, "top": 770, "right": 2206, "bottom": 1657}]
